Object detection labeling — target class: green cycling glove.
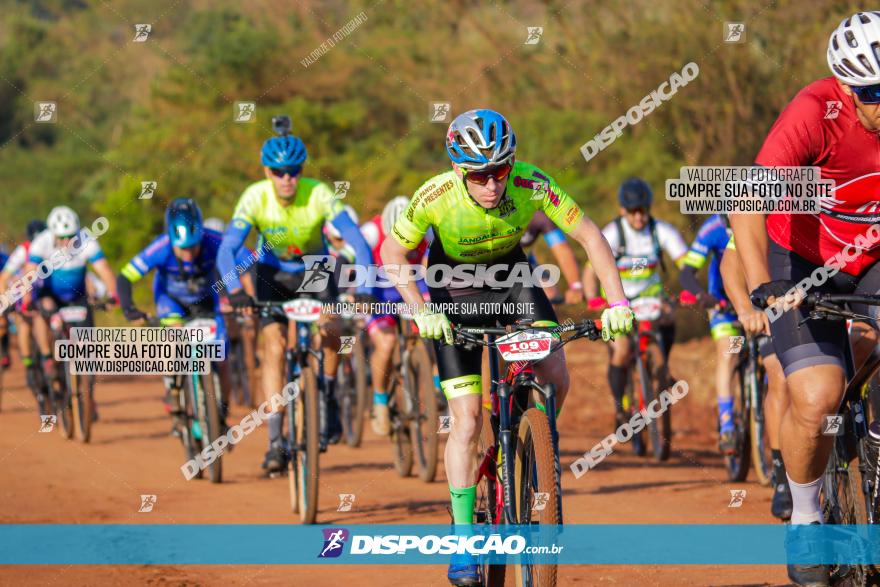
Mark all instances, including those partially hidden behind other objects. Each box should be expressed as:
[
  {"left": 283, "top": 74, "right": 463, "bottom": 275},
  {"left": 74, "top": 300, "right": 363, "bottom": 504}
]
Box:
[
  {"left": 414, "top": 310, "right": 453, "bottom": 345},
  {"left": 600, "top": 304, "right": 634, "bottom": 342}
]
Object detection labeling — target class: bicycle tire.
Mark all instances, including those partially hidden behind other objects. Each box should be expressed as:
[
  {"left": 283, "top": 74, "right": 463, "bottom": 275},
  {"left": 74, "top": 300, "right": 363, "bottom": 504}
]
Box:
[
  {"left": 822, "top": 435, "right": 870, "bottom": 585},
  {"left": 341, "top": 339, "right": 368, "bottom": 448},
  {"left": 198, "top": 370, "right": 224, "bottom": 483},
  {"left": 642, "top": 341, "right": 671, "bottom": 462},
  {"left": 406, "top": 343, "right": 439, "bottom": 482},
  {"left": 286, "top": 386, "right": 299, "bottom": 513},
  {"left": 229, "top": 339, "right": 246, "bottom": 407},
  {"left": 476, "top": 403, "right": 506, "bottom": 586},
  {"left": 748, "top": 357, "right": 773, "bottom": 487},
  {"left": 297, "top": 358, "right": 321, "bottom": 523},
  {"left": 724, "top": 361, "right": 751, "bottom": 482},
  {"left": 623, "top": 370, "right": 646, "bottom": 457},
  {"left": 58, "top": 363, "right": 74, "bottom": 440},
  {"left": 514, "top": 406, "right": 559, "bottom": 587},
  {"left": 74, "top": 373, "right": 94, "bottom": 443},
  {"left": 390, "top": 368, "right": 414, "bottom": 477}
]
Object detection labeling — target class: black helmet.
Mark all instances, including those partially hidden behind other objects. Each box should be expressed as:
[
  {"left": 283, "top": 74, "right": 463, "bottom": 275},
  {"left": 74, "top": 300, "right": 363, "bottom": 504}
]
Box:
[
  {"left": 26, "top": 220, "right": 47, "bottom": 240},
  {"left": 618, "top": 177, "right": 653, "bottom": 209}
]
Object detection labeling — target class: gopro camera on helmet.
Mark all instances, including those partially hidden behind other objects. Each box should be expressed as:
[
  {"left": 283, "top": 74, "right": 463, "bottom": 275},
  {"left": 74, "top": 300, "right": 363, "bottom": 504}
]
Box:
[{"left": 272, "top": 115, "right": 292, "bottom": 136}]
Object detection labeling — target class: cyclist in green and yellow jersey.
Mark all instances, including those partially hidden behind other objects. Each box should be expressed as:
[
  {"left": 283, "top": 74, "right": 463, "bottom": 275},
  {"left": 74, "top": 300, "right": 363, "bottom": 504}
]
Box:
[
  {"left": 218, "top": 115, "right": 373, "bottom": 473},
  {"left": 381, "top": 109, "right": 633, "bottom": 586}
]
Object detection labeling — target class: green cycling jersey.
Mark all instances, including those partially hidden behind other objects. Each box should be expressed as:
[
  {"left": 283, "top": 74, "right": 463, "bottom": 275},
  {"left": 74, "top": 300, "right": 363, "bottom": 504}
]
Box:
[
  {"left": 392, "top": 161, "right": 583, "bottom": 263},
  {"left": 231, "top": 177, "right": 342, "bottom": 260}
]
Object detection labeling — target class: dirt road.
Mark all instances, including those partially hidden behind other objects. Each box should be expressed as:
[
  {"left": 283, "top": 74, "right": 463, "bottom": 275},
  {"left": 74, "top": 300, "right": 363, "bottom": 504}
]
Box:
[{"left": 0, "top": 338, "right": 789, "bottom": 586}]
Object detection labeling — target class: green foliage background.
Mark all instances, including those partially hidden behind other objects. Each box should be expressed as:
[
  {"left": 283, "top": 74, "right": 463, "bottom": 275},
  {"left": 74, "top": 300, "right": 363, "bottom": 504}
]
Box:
[{"left": 0, "top": 0, "right": 858, "bottom": 271}]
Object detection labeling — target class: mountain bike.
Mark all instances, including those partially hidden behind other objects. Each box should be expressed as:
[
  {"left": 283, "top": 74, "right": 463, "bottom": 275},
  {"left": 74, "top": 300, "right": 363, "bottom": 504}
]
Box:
[
  {"left": 774, "top": 293, "right": 880, "bottom": 585},
  {"left": 150, "top": 313, "right": 227, "bottom": 483},
  {"left": 724, "top": 330, "right": 774, "bottom": 486},
  {"left": 48, "top": 300, "right": 109, "bottom": 443},
  {"left": 389, "top": 308, "right": 439, "bottom": 482},
  {"left": 458, "top": 318, "right": 602, "bottom": 587},
  {"left": 256, "top": 298, "right": 328, "bottom": 524},
  {"left": 619, "top": 296, "right": 674, "bottom": 461},
  {"left": 337, "top": 304, "right": 369, "bottom": 448}
]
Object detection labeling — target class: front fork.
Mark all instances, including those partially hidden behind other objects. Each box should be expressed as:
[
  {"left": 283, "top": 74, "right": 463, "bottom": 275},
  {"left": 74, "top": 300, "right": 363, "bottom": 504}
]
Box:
[{"left": 295, "top": 321, "right": 328, "bottom": 451}]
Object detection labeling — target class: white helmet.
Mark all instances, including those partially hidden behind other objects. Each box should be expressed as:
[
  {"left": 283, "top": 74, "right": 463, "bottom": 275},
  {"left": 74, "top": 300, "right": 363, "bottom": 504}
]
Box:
[
  {"left": 47, "top": 206, "right": 80, "bottom": 237},
  {"left": 204, "top": 217, "right": 225, "bottom": 233},
  {"left": 326, "top": 205, "right": 359, "bottom": 240},
  {"left": 381, "top": 196, "right": 410, "bottom": 235},
  {"left": 828, "top": 12, "right": 880, "bottom": 85}
]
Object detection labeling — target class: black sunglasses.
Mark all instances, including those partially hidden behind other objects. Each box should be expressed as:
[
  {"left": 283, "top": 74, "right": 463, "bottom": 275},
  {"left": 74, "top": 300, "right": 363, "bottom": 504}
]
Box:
[{"left": 269, "top": 165, "right": 302, "bottom": 178}]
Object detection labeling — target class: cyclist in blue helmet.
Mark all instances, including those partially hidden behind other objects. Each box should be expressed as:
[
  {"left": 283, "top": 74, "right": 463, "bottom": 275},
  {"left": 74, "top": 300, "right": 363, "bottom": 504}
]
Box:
[
  {"left": 119, "top": 198, "right": 254, "bottom": 432},
  {"left": 218, "top": 115, "right": 374, "bottom": 471}
]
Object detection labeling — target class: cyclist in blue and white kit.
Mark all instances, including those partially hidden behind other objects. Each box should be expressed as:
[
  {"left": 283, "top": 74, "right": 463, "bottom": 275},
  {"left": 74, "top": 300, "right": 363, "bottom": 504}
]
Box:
[
  {"left": 27, "top": 206, "right": 117, "bottom": 378},
  {"left": 678, "top": 214, "right": 742, "bottom": 453},
  {"left": 118, "top": 199, "right": 253, "bottom": 425}
]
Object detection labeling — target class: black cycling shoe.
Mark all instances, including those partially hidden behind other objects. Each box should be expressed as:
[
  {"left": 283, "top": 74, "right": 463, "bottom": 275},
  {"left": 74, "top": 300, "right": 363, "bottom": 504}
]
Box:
[
  {"left": 771, "top": 475, "right": 793, "bottom": 521},
  {"left": 786, "top": 522, "right": 830, "bottom": 586},
  {"left": 262, "top": 441, "right": 289, "bottom": 473},
  {"left": 786, "top": 563, "right": 830, "bottom": 586}
]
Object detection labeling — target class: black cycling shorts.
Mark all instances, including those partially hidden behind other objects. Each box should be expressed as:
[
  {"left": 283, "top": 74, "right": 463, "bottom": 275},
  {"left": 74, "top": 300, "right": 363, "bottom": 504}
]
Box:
[
  {"left": 428, "top": 246, "right": 558, "bottom": 398},
  {"left": 768, "top": 240, "right": 880, "bottom": 377},
  {"left": 255, "top": 261, "right": 339, "bottom": 326}
]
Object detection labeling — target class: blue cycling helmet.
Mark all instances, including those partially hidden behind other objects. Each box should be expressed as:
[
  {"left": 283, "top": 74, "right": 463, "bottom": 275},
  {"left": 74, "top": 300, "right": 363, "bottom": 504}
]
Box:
[
  {"left": 165, "top": 198, "right": 203, "bottom": 248},
  {"left": 445, "top": 109, "right": 517, "bottom": 170},
  {"left": 261, "top": 135, "right": 307, "bottom": 168},
  {"left": 26, "top": 219, "right": 47, "bottom": 240},
  {"left": 618, "top": 177, "right": 653, "bottom": 209}
]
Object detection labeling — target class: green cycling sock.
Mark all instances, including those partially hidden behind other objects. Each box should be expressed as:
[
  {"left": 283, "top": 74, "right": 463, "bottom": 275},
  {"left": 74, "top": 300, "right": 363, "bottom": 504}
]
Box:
[
  {"left": 534, "top": 401, "right": 562, "bottom": 418},
  {"left": 449, "top": 484, "right": 476, "bottom": 525}
]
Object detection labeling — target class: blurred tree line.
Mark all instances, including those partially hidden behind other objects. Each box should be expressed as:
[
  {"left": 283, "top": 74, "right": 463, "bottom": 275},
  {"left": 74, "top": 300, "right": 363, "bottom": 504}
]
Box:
[{"left": 0, "top": 0, "right": 859, "bottom": 272}]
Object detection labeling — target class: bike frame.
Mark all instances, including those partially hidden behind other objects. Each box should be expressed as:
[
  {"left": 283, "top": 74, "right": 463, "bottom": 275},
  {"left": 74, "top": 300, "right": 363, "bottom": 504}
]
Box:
[{"left": 479, "top": 334, "right": 562, "bottom": 525}]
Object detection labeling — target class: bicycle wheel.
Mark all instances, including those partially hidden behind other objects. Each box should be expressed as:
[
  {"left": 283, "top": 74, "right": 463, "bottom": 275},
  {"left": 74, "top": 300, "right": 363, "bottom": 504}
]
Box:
[
  {"left": 58, "top": 363, "right": 74, "bottom": 440},
  {"left": 724, "top": 363, "right": 751, "bottom": 482},
  {"left": 477, "top": 404, "right": 506, "bottom": 587},
  {"left": 406, "top": 343, "right": 439, "bottom": 482},
  {"left": 748, "top": 358, "right": 773, "bottom": 487},
  {"left": 73, "top": 373, "right": 94, "bottom": 443},
  {"left": 641, "top": 341, "right": 671, "bottom": 462},
  {"left": 196, "top": 369, "right": 223, "bottom": 483},
  {"left": 390, "top": 374, "right": 414, "bottom": 478},
  {"left": 623, "top": 370, "right": 646, "bottom": 457},
  {"left": 341, "top": 339, "right": 368, "bottom": 448},
  {"left": 822, "top": 434, "right": 870, "bottom": 585},
  {"left": 296, "top": 358, "right": 321, "bottom": 523},
  {"left": 514, "top": 406, "right": 559, "bottom": 587}
]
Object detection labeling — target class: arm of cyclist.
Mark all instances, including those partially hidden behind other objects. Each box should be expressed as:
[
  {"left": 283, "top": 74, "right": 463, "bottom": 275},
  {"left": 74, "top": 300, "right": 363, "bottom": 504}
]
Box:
[
  {"left": 565, "top": 217, "right": 633, "bottom": 340},
  {"left": 91, "top": 257, "right": 117, "bottom": 303},
  {"left": 217, "top": 220, "right": 252, "bottom": 306},
  {"left": 329, "top": 209, "right": 374, "bottom": 295},
  {"left": 380, "top": 236, "right": 452, "bottom": 343},
  {"left": 679, "top": 265, "right": 718, "bottom": 308},
  {"left": 544, "top": 232, "right": 584, "bottom": 304},
  {"left": 719, "top": 243, "right": 769, "bottom": 336},
  {"left": 728, "top": 213, "right": 772, "bottom": 295}
]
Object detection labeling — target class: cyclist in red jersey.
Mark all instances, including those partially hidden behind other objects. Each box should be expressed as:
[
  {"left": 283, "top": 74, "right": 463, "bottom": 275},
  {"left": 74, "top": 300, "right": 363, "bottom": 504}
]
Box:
[{"left": 731, "top": 12, "right": 880, "bottom": 586}]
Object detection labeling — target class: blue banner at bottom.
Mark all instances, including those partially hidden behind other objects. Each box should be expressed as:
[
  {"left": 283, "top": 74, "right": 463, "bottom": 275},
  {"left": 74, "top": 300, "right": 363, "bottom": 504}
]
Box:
[{"left": 1, "top": 524, "right": 878, "bottom": 565}]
